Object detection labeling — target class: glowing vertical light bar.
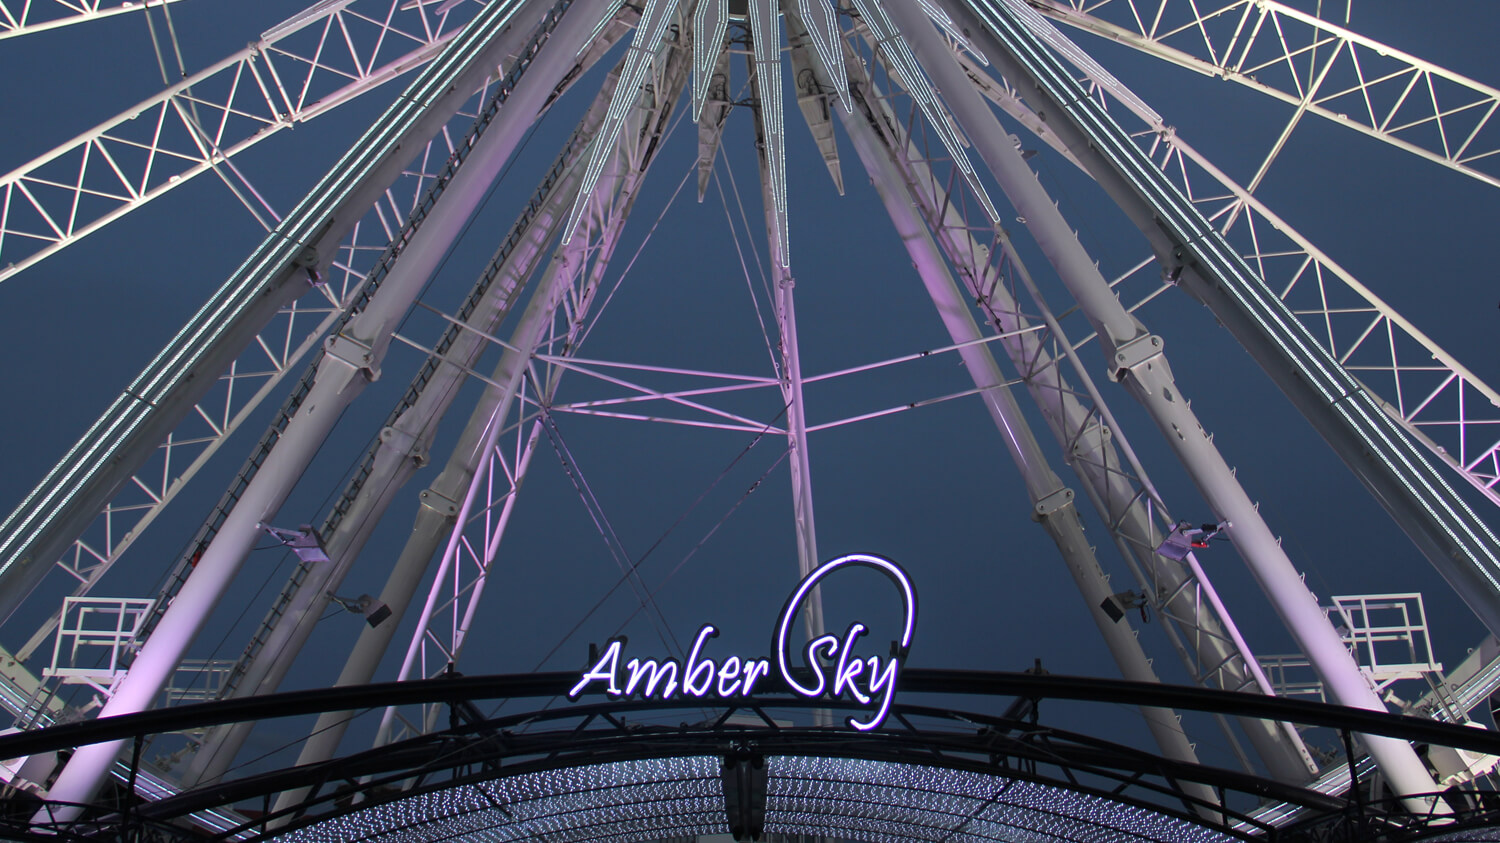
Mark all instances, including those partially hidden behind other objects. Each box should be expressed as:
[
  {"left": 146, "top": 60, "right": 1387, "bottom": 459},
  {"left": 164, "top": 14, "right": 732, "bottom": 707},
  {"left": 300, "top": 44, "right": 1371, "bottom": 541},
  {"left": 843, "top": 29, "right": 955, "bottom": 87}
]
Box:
[
  {"left": 848, "top": 0, "right": 1001, "bottom": 225},
  {"left": 749, "top": 0, "right": 790, "bottom": 267},
  {"left": 794, "top": 0, "right": 850, "bottom": 112},
  {"left": 692, "top": 0, "right": 729, "bottom": 121},
  {"left": 563, "top": 0, "right": 681, "bottom": 245},
  {"left": 577, "top": 0, "right": 625, "bottom": 56},
  {"left": 918, "top": 0, "right": 990, "bottom": 65}
]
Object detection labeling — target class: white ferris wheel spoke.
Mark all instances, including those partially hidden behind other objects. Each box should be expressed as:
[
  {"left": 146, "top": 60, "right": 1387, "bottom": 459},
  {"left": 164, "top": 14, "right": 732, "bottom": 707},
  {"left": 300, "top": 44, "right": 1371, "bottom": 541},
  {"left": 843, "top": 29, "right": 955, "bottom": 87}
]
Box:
[
  {"left": 8, "top": 104, "right": 486, "bottom": 664},
  {"left": 958, "top": 0, "right": 1500, "bottom": 665},
  {"left": 849, "top": 23, "right": 1316, "bottom": 780},
  {"left": 373, "top": 41, "right": 693, "bottom": 748},
  {"left": 965, "top": 47, "right": 1500, "bottom": 512},
  {"left": 3, "top": 1, "right": 643, "bottom": 658},
  {"left": 0, "top": 0, "right": 576, "bottom": 651},
  {"left": 1027, "top": 0, "right": 1500, "bottom": 191},
  {"left": 2, "top": 0, "right": 1499, "bottom": 828},
  {"left": 1149, "top": 133, "right": 1500, "bottom": 506},
  {"left": 0, "top": 0, "right": 479, "bottom": 285},
  {"left": 0, "top": 0, "right": 190, "bottom": 40}
]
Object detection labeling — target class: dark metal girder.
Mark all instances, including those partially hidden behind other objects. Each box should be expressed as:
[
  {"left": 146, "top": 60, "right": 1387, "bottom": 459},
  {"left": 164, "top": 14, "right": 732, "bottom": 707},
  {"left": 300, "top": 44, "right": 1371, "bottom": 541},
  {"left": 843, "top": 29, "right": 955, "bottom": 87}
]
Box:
[
  {"left": 10, "top": 670, "right": 1500, "bottom": 840},
  {"left": 6, "top": 669, "right": 1500, "bottom": 763}
]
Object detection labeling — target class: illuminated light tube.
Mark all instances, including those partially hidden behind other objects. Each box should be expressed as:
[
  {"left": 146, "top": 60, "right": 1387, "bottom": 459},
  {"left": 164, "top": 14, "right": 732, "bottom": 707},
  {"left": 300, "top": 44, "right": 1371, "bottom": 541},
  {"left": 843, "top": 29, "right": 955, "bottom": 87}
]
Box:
[
  {"left": 563, "top": 0, "right": 682, "bottom": 246},
  {"left": 570, "top": 553, "right": 917, "bottom": 731},
  {"left": 692, "top": 0, "right": 729, "bottom": 122},
  {"left": 795, "top": 0, "right": 851, "bottom": 111},
  {"left": 848, "top": 0, "right": 1002, "bottom": 226},
  {"left": 748, "top": 0, "right": 791, "bottom": 267}
]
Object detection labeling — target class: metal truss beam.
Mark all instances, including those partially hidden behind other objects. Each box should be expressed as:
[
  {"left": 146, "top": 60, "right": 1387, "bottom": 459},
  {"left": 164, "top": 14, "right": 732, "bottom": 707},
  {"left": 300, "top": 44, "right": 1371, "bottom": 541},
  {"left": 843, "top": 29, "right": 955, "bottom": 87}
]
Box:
[
  {"left": 902, "top": 0, "right": 1444, "bottom": 810},
  {"left": 36, "top": 0, "right": 610, "bottom": 819},
  {"left": 7, "top": 669, "right": 1500, "bottom": 777},
  {"left": 7, "top": 4, "right": 639, "bottom": 680},
  {"left": 185, "top": 708, "right": 1300, "bottom": 838},
  {"left": 0, "top": 0, "right": 188, "bottom": 40},
  {"left": 1027, "top": 0, "right": 1500, "bottom": 191},
  {"left": 0, "top": 0, "right": 482, "bottom": 284},
  {"left": 953, "top": 0, "right": 1500, "bottom": 647},
  {"left": 840, "top": 66, "right": 1218, "bottom": 813},
  {"left": 269, "top": 26, "right": 687, "bottom": 811},
  {"left": 955, "top": 53, "right": 1500, "bottom": 516},
  {"left": 0, "top": 0, "right": 565, "bottom": 627},
  {"left": 841, "top": 33, "right": 1315, "bottom": 784},
  {"left": 1153, "top": 132, "right": 1500, "bottom": 509},
  {"left": 10, "top": 132, "right": 488, "bottom": 664},
  {"left": 177, "top": 48, "right": 626, "bottom": 789},
  {"left": 373, "top": 33, "right": 692, "bottom": 750},
  {"left": 745, "top": 21, "right": 823, "bottom": 648},
  {"left": 11, "top": 671, "right": 1500, "bottom": 839}
]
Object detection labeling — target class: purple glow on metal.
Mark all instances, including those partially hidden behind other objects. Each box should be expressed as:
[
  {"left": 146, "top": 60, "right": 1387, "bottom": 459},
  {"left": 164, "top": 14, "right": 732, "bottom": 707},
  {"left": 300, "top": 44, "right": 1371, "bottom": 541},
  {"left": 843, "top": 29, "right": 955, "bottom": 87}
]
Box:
[{"left": 569, "top": 553, "right": 917, "bottom": 731}]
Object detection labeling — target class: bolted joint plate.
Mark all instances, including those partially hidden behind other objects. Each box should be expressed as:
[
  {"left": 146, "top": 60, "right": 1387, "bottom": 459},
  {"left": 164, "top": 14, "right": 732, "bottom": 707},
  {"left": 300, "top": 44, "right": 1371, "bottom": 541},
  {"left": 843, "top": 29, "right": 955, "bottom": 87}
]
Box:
[
  {"left": 419, "top": 488, "right": 460, "bottom": 518},
  {"left": 1110, "top": 334, "right": 1174, "bottom": 392},
  {"left": 1034, "top": 487, "right": 1075, "bottom": 516},
  {"left": 323, "top": 334, "right": 381, "bottom": 382}
]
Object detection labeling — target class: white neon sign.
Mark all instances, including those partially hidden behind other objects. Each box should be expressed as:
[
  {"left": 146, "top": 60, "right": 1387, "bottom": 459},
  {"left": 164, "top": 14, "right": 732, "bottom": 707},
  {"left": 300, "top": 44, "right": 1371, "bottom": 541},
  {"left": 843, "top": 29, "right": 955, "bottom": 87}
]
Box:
[{"left": 568, "top": 553, "right": 917, "bottom": 731}]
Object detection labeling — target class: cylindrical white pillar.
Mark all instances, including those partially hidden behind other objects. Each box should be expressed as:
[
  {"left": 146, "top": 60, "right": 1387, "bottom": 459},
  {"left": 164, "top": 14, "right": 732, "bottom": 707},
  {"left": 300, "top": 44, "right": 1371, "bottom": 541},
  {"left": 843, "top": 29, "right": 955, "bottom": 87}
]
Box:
[
  {"left": 39, "top": 0, "right": 610, "bottom": 820},
  {"left": 841, "top": 96, "right": 1219, "bottom": 817},
  {"left": 885, "top": 0, "right": 1443, "bottom": 812}
]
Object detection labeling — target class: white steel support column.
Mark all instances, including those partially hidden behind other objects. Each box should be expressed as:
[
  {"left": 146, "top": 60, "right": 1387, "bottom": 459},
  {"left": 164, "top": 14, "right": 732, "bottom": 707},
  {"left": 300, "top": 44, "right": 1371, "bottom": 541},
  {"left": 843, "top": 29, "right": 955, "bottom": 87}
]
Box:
[
  {"left": 884, "top": 0, "right": 1444, "bottom": 812},
  {"left": 409, "top": 423, "right": 545, "bottom": 739},
  {"left": 177, "top": 85, "right": 615, "bottom": 789},
  {"left": 779, "top": 278, "right": 822, "bottom": 639},
  {"left": 949, "top": 0, "right": 1500, "bottom": 643},
  {"left": 841, "top": 94, "right": 1218, "bottom": 817},
  {"left": 267, "top": 241, "right": 577, "bottom": 821},
  {"left": 851, "top": 73, "right": 1315, "bottom": 781},
  {"left": 375, "top": 34, "right": 693, "bottom": 746},
  {"left": 268, "top": 180, "right": 600, "bottom": 824},
  {"left": 38, "top": 0, "right": 611, "bottom": 820},
  {"left": 0, "top": 0, "right": 560, "bottom": 625},
  {"left": 271, "top": 33, "right": 685, "bottom": 815}
]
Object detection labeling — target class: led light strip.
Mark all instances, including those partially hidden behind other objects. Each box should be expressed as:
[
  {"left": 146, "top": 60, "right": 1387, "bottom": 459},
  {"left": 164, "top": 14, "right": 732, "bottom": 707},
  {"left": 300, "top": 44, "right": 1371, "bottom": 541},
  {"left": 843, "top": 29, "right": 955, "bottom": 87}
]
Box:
[
  {"left": 691, "top": 0, "right": 729, "bottom": 121},
  {"left": 795, "top": 0, "right": 851, "bottom": 111},
  {"left": 749, "top": 0, "right": 791, "bottom": 267},
  {"left": 850, "top": 0, "right": 1002, "bottom": 225},
  {"left": 563, "top": 0, "right": 682, "bottom": 246},
  {"left": 918, "top": 0, "right": 989, "bottom": 65}
]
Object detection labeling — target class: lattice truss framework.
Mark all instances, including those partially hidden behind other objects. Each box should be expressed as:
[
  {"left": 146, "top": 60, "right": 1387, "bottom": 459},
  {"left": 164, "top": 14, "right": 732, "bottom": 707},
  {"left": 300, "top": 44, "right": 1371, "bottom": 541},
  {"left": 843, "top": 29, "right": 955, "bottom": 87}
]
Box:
[
  {"left": 1, "top": 0, "right": 535, "bottom": 662},
  {"left": 372, "top": 30, "right": 700, "bottom": 743},
  {"left": 0, "top": 0, "right": 485, "bottom": 283},
  {"left": 2, "top": 0, "right": 1495, "bottom": 639},
  {"left": 2, "top": 0, "right": 1500, "bottom": 821},
  {"left": 0, "top": 0, "right": 189, "bottom": 39},
  {"left": 0, "top": 0, "right": 1492, "bottom": 643},
  {"left": 8, "top": 68, "right": 503, "bottom": 667},
  {"left": 1031, "top": 0, "right": 1500, "bottom": 189},
  {"left": 964, "top": 1, "right": 1500, "bottom": 510}
]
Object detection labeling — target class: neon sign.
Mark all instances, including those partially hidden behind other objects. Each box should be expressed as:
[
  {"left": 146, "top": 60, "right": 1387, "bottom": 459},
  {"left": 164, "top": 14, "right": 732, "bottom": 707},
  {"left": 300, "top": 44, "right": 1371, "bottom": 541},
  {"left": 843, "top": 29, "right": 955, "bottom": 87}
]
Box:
[{"left": 568, "top": 553, "right": 916, "bottom": 730}]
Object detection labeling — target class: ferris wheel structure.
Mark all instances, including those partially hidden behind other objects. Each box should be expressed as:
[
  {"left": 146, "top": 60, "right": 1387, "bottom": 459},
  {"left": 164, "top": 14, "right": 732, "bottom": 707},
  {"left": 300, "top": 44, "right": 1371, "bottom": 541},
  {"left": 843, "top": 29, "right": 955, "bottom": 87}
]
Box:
[{"left": 1, "top": 0, "right": 1500, "bottom": 836}]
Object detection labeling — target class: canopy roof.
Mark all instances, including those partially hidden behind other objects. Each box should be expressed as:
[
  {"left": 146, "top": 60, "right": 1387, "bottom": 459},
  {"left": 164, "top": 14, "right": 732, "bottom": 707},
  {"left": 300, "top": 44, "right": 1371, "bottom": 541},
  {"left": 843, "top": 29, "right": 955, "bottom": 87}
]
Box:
[{"left": 277, "top": 755, "right": 1233, "bottom": 843}]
